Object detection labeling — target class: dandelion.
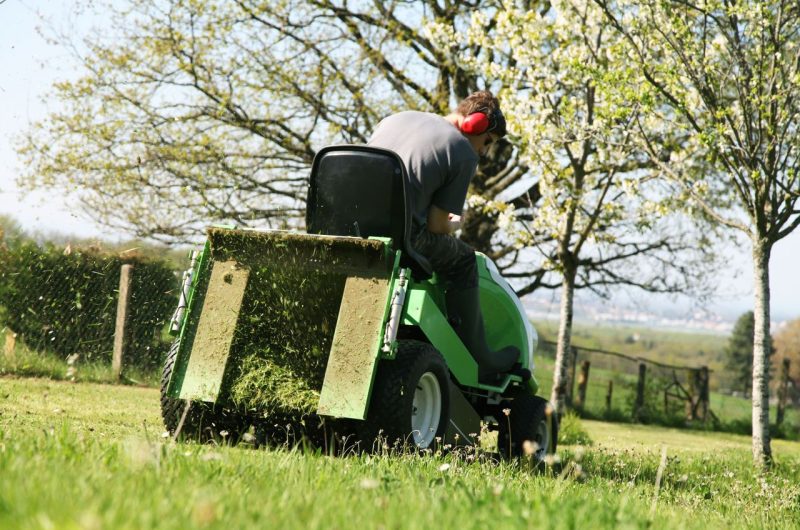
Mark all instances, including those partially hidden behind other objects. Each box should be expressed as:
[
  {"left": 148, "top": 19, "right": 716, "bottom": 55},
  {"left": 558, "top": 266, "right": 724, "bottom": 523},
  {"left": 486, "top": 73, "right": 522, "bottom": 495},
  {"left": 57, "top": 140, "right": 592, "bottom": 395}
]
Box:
[
  {"left": 359, "top": 478, "right": 380, "bottom": 490},
  {"left": 543, "top": 453, "right": 561, "bottom": 466},
  {"left": 438, "top": 463, "right": 451, "bottom": 472},
  {"left": 522, "top": 440, "right": 539, "bottom": 456},
  {"left": 191, "top": 499, "right": 218, "bottom": 527}
]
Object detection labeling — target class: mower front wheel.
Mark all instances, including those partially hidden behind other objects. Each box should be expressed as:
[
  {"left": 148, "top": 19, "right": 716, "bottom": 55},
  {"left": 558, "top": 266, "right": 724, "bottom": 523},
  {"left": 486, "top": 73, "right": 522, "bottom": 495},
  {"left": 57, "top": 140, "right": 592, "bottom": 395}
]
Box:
[
  {"left": 359, "top": 340, "right": 450, "bottom": 451},
  {"left": 498, "top": 394, "right": 558, "bottom": 463}
]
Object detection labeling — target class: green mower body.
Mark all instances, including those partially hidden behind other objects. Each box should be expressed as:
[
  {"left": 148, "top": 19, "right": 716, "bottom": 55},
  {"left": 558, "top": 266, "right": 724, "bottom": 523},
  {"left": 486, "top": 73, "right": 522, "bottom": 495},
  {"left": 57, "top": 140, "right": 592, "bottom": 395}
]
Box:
[{"left": 162, "top": 146, "right": 556, "bottom": 456}]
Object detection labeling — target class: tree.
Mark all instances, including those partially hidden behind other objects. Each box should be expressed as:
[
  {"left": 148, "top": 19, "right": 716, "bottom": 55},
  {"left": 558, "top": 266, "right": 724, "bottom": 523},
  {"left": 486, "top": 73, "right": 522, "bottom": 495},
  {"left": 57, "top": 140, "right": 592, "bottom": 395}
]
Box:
[
  {"left": 17, "top": 0, "right": 538, "bottom": 252},
  {"left": 595, "top": 0, "right": 800, "bottom": 468},
  {"left": 774, "top": 318, "right": 800, "bottom": 384},
  {"left": 432, "top": 0, "right": 716, "bottom": 412},
  {"left": 725, "top": 311, "right": 756, "bottom": 396},
  {"left": 0, "top": 215, "right": 25, "bottom": 249}
]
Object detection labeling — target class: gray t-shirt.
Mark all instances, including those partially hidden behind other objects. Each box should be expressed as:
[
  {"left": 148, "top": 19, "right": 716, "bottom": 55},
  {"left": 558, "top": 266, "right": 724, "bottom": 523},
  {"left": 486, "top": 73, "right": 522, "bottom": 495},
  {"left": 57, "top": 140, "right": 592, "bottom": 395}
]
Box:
[{"left": 368, "top": 111, "right": 478, "bottom": 226}]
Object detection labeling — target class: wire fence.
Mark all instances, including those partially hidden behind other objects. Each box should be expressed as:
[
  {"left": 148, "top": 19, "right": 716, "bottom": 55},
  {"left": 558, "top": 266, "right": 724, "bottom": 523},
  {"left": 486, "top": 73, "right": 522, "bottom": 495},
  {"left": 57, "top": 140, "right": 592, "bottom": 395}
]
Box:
[
  {"left": 0, "top": 236, "right": 180, "bottom": 376},
  {"left": 539, "top": 339, "right": 797, "bottom": 430}
]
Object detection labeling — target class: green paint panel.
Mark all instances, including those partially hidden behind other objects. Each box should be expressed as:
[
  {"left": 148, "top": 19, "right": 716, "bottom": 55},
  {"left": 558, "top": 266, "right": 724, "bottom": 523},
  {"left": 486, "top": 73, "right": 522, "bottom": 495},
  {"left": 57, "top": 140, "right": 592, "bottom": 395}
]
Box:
[
  {"left": 167, "top": 241, "right": 211, "bottom": 399},
  {"left": 317, "top": 274, "right": 391, "bottom": 419},
  {"left": 403, "top": 283, "right": 512, "bottom": 392},
  {"left": 476, "top": 256, "right": 530, "bottom": 369},
  {"left": 179, "top": 260, "right": 250, "bottom": 402},
  {"left": 402, "top": 285, "right": 478, "bottom": 387}
]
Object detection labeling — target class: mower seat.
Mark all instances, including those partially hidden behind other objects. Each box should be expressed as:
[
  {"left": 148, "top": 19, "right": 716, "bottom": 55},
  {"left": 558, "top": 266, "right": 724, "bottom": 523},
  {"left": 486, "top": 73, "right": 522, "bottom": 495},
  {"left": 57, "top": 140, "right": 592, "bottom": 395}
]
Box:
[{"left": 306, "top": 145, "right": 433, "bottom": 277}]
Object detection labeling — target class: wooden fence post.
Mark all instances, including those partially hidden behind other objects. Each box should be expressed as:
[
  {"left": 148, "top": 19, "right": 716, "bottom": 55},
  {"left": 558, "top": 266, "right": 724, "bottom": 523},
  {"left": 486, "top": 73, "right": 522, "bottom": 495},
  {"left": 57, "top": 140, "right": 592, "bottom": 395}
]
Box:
[
  {"left": 665, "top": 385, "right": 670, "bottom": 415},
  {"left": 634, "top": 363, "right": 647, "bottom": 421},
  {"left": 575, "top": 360, "right": 591, "bottom": 411},
  {"left": 699, "top": 366, "right": 710, "bottom": 422},
  {"left": 112, "top": 264, "right": 134, "bottom": 381},
  {"left": 777, "top": 359, "right": 790, "bottom": 426},
  {"left": 606, "top": 380, "right": 613, "bottom": 412},
  {"left": 685, "top": 368, "right": 696, "bottom": 419}
]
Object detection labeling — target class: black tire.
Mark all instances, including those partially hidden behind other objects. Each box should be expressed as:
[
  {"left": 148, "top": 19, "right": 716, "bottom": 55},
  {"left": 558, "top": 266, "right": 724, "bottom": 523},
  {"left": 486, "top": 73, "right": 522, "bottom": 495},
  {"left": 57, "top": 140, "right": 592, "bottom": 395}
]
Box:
[
  {"left": 358, "top": 340, "right": 450, "bottom": 452},
  {"left": 160, "top": 339, "right": 247, "bottom": 443},
  {"left": 497, "top": 394, "right": 558, "bottom": 462}
]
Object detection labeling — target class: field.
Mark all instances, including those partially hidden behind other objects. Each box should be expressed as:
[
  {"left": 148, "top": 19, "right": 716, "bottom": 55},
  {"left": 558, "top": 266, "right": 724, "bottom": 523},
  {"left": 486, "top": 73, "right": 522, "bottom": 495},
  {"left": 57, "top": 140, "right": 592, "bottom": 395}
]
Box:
[
  {"left": 533, "top": 320, "right": 731, "bottom": 365},
  {"left": 532, "top": 321, "right": 800, "bottom": 433},
  {"left": 2, "top": 376, "right": 799, "bottom": 529}
]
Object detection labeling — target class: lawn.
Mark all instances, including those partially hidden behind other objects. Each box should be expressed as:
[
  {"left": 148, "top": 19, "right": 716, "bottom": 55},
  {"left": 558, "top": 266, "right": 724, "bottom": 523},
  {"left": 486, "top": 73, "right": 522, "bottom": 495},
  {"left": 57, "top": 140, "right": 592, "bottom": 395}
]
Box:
[{"left": 1, "top": 376, "right": 799, "bottom": 529}]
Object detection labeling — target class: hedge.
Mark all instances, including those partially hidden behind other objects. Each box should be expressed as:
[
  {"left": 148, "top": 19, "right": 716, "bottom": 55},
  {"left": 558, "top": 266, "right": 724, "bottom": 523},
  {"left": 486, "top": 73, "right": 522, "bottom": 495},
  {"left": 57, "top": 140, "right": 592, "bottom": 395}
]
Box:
[{"left": 0, "top": 240, "right": 179, "bottom": 369}]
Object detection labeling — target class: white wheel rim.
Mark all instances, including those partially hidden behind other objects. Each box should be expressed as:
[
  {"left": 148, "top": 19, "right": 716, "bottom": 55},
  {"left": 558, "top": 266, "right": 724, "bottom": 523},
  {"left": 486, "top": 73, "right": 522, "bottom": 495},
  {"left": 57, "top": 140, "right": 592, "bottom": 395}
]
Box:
[{"left": 411, "top": 372, "right": 442, "bottom": 448}]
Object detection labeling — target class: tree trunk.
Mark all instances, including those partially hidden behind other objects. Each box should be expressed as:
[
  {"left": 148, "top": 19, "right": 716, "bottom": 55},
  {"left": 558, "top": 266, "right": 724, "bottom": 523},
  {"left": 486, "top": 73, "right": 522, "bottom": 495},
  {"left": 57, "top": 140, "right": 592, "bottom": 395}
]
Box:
[
  {"left": 459, "top": 210, "right": 497, "bottom": 254},
  {"left": 751, "top": 239, "right": 773, "bottom": 469},
  {"left": 550, "top": 265, "right": 576, "bottom": 414}
]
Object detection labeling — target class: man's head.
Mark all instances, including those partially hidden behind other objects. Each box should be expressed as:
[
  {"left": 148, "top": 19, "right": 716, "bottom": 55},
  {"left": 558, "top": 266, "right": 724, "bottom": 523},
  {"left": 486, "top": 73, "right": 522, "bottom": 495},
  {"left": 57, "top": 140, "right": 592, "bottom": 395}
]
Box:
[{"left": 454, "top": 90, "right": 507, "bottom": 155}]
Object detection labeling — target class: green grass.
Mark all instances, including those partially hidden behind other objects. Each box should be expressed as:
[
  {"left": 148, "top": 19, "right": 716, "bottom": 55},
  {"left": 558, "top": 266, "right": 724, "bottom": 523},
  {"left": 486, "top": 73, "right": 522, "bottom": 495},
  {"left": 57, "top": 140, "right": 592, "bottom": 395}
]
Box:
[
  {"left": 2, "top": 376, "right": 800, "bottom": 529},
  {"left": 0, "top": 328, "right": 159, "bottom": 386}
]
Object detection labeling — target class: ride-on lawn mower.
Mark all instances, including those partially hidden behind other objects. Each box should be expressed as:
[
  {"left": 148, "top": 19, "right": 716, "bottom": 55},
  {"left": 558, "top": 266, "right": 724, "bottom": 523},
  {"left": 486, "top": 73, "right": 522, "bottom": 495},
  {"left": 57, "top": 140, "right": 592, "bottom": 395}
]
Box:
[{"left": 161, "top": 145, "right": 557, "bottom": 460}]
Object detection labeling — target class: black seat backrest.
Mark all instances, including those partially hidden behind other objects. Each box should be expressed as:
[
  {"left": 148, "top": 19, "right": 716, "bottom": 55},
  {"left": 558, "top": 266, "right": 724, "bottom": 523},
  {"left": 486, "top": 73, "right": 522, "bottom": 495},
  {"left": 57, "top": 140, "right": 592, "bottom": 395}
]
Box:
[{"left": 306, "top": 145, "right": 432, "bottom": 276}]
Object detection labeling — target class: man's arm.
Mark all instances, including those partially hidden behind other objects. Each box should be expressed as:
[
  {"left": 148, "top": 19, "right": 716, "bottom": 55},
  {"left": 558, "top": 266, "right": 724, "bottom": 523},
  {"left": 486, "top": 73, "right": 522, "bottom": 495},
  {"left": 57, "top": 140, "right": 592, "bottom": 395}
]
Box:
[{"left": 427, "top": 204, "right": 462, "bottom": 234}]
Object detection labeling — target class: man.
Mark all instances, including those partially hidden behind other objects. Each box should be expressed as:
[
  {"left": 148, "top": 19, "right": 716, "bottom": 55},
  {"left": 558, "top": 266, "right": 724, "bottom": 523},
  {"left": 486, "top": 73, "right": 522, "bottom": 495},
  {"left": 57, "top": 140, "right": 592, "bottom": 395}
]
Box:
[{"left": 368, "top": 90, "right": 520, "bottom": 382}]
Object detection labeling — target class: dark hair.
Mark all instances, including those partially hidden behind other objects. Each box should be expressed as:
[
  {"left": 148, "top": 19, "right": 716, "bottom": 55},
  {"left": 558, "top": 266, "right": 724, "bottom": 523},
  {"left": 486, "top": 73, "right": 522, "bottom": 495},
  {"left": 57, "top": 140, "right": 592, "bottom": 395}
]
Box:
[{"left": 455, "top": 90, "right": 507, "bottom": 137}]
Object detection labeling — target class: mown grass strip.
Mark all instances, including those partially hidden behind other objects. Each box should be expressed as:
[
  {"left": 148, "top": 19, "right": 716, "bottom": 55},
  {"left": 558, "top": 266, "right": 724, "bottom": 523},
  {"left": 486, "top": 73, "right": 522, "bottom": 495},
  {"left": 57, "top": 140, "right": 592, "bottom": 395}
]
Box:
[{"left": 1, "top": 377, "right": 799, "bottom": 530}]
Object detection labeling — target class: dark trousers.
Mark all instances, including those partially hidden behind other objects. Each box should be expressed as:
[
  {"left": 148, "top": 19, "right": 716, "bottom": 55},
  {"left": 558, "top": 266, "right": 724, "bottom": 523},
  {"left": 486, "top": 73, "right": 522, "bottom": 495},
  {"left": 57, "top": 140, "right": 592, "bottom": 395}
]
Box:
[{"left": 411, "top": 225, "right": 478, "bottom": 290}]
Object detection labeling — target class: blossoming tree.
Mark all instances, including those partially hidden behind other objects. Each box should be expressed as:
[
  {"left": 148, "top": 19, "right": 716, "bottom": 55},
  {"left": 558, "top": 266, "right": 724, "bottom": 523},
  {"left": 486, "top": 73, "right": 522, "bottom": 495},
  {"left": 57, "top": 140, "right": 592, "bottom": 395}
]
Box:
[
  {"left": 429, "top": 0, "right": 714, "bottom": 413},
  {"left": 594, "top": 0, "right": 800, "bottom": 468},
  {"left": 17, "top": 0, "right": 525, "bottom": 249}
]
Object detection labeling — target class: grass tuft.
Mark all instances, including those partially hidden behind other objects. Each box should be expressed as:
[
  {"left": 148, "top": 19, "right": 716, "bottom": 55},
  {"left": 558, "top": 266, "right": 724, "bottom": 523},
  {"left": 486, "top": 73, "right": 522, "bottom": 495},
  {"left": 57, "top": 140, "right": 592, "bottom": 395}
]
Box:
[{"left": 559, "top": 411, "right": 593, "bottom": 446}]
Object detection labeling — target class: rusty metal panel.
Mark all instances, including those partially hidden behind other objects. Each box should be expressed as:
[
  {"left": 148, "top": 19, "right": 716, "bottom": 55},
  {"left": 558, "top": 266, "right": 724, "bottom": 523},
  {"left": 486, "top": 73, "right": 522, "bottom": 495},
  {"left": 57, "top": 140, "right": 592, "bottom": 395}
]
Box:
[
  {"left": 317, "top": 274, "right": 390, "bottom": 419},
  {"left": 179, "top": 260, "right": 249, "bottom": 402}
]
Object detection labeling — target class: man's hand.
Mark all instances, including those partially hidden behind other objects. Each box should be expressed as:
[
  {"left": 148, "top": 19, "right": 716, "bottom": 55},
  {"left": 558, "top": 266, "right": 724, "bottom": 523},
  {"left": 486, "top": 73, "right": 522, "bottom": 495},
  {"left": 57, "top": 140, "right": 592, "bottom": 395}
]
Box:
[
  {"left": 427, "top": 205, "right": 461, "bottom": 234},
  {"left": 447, "top": 213, "right": 462, "bottom": 232}
]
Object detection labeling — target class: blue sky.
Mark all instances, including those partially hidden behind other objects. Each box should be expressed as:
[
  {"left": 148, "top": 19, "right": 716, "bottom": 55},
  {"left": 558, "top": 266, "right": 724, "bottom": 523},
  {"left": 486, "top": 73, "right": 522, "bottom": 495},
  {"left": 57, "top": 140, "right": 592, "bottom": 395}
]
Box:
[{"left": 1, "top": 0, "right": 797, "bottom": 323}]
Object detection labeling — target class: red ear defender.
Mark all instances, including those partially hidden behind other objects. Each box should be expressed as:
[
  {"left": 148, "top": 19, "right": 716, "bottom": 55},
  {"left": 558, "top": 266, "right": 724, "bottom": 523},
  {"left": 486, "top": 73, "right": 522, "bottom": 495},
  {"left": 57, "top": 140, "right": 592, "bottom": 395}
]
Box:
[{"left": 461, "top": 111, "right": 490, "bottom": 135}]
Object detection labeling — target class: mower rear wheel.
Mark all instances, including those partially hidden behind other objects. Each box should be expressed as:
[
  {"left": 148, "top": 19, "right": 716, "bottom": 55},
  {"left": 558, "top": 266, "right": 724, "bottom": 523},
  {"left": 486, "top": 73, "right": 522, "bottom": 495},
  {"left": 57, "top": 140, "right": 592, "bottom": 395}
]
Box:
[
  {"left": 359, "top": 340, "right": 450, "bottom": 451},
  {"left": 160, "top": 339, "right": 247, "bottom": 443},
  {"left": 497, "top": 394, "right": 558, "bottom": 462}
]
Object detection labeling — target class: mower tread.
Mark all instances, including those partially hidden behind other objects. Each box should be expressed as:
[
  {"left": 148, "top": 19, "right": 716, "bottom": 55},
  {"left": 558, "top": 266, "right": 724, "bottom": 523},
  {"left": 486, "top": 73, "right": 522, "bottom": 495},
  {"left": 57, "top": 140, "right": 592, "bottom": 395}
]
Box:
[
  {"left": 357, "top": 340, "right": 450, "bottom": 450},
  {"left": 497, "top": 394, "right": 558, "bottom": 460}
]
